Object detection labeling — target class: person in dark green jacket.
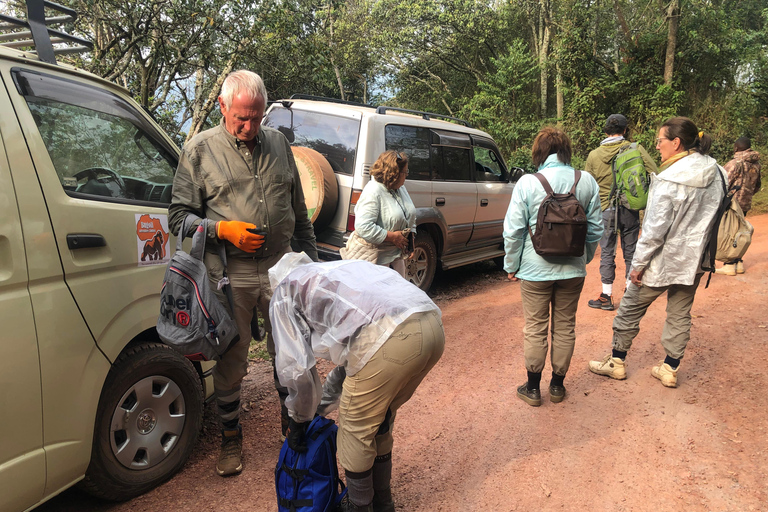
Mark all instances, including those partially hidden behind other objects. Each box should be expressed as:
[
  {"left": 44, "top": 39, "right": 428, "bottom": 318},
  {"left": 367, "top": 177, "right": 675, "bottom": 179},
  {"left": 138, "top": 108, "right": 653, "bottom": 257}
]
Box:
[{"left": 584, "top": 114, "right": 657, "bottom": 311}]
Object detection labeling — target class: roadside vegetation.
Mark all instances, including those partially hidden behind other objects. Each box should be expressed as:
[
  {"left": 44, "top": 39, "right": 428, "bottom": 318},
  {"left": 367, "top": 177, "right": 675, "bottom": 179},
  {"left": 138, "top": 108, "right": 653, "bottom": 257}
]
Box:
[{"left": 14, "top": 0, "right": 766, "bottom": 170}]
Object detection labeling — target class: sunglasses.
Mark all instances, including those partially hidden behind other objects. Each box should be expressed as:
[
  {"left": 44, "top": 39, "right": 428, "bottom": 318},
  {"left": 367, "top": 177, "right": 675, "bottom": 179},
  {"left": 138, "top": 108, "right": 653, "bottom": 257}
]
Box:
[{"left": 395, "top": 152, "right": 409, "bottom": 175}]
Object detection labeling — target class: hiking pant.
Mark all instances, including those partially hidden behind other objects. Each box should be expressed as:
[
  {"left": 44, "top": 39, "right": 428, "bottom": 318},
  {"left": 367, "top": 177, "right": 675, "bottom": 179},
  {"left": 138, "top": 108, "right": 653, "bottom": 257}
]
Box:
[
  {"left": 205, "top": 248, "right": 290, "bottom": 427},
  {"left": 611, "top": 273, "right": 703, "bottom": 360},
  {"left": 520, "top": 277, "right": 585, "bottom": 376},
  {"left": 338, "top": 311, "right": 445, "bottom": 473},
  {"left": 599, "top": 206, "right": 640, "bottom": 285}
]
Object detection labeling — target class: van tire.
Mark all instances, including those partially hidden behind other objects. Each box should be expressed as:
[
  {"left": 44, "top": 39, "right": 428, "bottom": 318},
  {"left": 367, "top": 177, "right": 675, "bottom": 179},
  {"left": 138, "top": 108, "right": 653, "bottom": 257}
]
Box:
[
  {"left": 291, "top": 146, "right": 339, "bottom": 231},
  {"left": 80, "top": 343, "right": 203, "bottom": 501},
  {"left": 405, "top": 231, "right": 437, "bottom": 291}
]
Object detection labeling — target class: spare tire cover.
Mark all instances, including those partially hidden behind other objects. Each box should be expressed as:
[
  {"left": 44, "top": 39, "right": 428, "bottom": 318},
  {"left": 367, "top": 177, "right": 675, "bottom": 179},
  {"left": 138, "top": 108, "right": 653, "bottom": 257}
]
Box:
[{"left": 291, "top": 146, "right": 339, "bottom": 231}]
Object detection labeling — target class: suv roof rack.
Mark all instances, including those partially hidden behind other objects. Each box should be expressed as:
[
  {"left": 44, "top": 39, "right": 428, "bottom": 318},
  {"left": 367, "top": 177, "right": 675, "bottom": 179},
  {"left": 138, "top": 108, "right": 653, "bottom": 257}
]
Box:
[
  {"left": 289, "top": 94, "right": 376, "bottom": 109},
  {"left": 375, "top": 106, "right": 471, "bottom": 127},
  {"left": 0, "top": 0, "right": 92, "bottom": 65}
]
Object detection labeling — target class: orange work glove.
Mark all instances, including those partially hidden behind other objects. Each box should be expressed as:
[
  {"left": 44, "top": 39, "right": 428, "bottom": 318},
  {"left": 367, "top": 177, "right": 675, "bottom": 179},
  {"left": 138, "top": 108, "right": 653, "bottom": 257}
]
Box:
[{"left": 216, "top": 221, "right": 265, "bottom": 252}]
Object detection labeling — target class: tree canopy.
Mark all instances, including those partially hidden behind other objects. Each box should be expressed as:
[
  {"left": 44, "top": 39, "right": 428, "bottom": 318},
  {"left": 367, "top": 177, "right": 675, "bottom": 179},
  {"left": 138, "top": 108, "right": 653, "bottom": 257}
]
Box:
[{"left": 23, "top": 0, "right": 768, "bottom": 165}]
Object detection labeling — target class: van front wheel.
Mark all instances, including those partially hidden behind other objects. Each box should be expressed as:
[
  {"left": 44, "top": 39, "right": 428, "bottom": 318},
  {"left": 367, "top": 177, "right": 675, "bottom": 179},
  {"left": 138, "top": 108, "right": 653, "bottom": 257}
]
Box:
[
  {"left": 405, "top": 231, "right": 437, "bottom": 291},
  {"left": 80, "top": 343, "right": 203, "bottom": 501}
]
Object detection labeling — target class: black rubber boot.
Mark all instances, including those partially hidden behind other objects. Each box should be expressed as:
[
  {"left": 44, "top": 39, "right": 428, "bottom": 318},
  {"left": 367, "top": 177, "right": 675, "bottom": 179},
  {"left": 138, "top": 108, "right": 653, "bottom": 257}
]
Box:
[{"left": 372, "top": 453, "right": 395, "bottom": 512}]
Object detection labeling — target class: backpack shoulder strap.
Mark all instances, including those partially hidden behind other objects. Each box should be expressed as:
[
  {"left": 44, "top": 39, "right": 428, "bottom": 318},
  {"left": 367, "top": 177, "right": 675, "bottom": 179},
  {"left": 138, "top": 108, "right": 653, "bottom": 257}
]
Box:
[
  {"left": 570, "top": 170, "right": 582, "bottom": 195},
  {"left": 532, "top": 171, "right": 554, "bottom": 196}
]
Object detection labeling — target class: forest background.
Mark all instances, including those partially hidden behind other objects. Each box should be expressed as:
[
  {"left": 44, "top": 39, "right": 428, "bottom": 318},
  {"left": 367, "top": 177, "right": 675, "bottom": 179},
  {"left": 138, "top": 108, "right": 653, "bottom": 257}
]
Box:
[{"left": 9, "top": 0, "right": 768, "bottom": 211}]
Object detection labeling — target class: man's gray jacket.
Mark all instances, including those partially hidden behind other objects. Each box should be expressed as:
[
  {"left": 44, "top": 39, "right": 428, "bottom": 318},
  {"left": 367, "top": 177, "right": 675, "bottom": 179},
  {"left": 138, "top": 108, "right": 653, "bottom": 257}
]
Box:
[{"left": 169, "top": 121, "right": 317, "bottom": 261}]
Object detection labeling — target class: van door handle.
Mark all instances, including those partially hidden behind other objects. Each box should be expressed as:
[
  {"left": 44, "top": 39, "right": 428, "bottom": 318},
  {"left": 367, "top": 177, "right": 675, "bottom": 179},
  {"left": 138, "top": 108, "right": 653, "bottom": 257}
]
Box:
[
  {"left": 480, "top": 199, "right": 489, "bottom": 207},
  {"left": 435, "top": 197, "right": 446, "bottom": 206},
  {"left": 67, "top": 234, "right": 106, "bottom": 250}
]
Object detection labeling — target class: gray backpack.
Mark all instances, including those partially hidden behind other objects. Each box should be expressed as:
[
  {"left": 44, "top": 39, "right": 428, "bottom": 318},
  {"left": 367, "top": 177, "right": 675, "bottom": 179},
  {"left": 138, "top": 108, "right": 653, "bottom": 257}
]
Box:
[{"left": 157, "top": 216, "right": 239, "bottom": 361}]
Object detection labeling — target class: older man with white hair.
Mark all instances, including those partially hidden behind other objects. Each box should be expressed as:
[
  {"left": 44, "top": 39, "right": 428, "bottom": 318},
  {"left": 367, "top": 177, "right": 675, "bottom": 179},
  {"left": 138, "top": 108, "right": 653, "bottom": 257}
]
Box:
[{"left": 169, "top": 70, "right": 317, "bottom": 476}]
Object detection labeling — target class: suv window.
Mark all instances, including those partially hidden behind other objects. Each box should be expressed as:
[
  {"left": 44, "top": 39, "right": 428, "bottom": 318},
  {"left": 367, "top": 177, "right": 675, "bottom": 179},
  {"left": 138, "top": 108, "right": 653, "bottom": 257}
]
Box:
[
  {"left": 473, "top": 138, "right": 507, "bottom": 182},
  {"left": 431, "top": 130, "right": 472, "bottom": 181},
  {"left": 12, "top": 69, "right": 177, "bottom": 204},
  {"left": 385, "top": 125, "right": 431, "bottom": 181},
  {"left": 264, "top": 106, "right": 359, "bottom": 175}
]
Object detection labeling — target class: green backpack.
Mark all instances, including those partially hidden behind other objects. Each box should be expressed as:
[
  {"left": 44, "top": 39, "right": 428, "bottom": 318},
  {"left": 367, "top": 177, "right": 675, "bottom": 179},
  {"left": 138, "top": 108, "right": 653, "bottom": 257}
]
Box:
[{"left": 611, "top": 143, "right": 649, "bottom": 211}]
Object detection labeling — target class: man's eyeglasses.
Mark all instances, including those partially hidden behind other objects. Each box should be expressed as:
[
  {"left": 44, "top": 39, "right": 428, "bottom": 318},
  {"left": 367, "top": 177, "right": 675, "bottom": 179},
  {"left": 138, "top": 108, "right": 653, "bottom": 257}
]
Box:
[{"left": 655, "top": 137, "right": 669, "bottom": 145}]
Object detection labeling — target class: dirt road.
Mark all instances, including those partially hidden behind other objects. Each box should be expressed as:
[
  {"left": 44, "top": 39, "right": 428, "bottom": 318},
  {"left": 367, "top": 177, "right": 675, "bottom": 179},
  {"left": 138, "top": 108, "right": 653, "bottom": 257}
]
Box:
[{"left": 40, "top": 215, "right": 768, "bottom": 511}]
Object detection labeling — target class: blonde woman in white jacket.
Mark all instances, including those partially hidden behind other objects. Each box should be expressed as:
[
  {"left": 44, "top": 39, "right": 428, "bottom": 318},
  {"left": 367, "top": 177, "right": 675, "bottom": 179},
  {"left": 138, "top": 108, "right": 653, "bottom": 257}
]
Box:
[
  {"left": 589, "top": 117, "right": 726, "bottom": 388},
  {"left": 340, "top": 150, "right": 415, "bottom": 276}
]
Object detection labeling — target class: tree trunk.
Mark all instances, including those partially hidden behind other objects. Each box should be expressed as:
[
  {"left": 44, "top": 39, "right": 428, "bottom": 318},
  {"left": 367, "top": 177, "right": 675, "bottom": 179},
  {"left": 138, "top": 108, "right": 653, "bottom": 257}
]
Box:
[
  {"left": 332, "top": 59, "right": 346, "bottom": 101},
  {"left": 556, "top": 62, "right": 563, "bottom": 121},
  {"left": 534, "top": 0, "right": 552, "bottom": 118},
  {"left": 663, "top": 0, "right": 679, "bottom": 86}
]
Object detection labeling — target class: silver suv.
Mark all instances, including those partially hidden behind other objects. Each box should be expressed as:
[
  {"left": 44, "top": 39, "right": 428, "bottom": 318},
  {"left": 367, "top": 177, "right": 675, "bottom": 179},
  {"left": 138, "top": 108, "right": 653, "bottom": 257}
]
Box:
[
  {"left": 0, "top": 4, "right": 211, "bottom": 511},
  {"left": 264, "top": 96, "right": 523, "bottom": 290}
]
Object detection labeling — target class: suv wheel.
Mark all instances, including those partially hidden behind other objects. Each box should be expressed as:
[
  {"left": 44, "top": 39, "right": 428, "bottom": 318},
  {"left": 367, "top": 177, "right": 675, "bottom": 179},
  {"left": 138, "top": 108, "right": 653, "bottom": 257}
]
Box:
[
  {"left": 405, "top": 231, "right": 437, "bottom": 291},
  {"left": 80, "top": 343, "right": 203, "bottom": 501}
]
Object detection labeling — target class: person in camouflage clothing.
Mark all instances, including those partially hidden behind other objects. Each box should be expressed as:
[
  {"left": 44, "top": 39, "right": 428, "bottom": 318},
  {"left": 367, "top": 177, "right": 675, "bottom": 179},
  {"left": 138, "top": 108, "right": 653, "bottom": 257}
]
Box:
[{"left": 716, "top": 137, "right": 761, "bottom": 276}]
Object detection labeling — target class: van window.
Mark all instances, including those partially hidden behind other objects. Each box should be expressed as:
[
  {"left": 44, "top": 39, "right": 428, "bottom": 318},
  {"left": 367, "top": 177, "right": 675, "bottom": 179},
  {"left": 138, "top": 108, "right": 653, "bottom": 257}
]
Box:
[
  {"left": 264, "top": 106, "right": 359, "bottom": 175},
  {"left": 385, "top": 125, "right": 431, "bottom": 181},
  {"left": 12, "top": 69, "right": 177, "bottom": 205}
]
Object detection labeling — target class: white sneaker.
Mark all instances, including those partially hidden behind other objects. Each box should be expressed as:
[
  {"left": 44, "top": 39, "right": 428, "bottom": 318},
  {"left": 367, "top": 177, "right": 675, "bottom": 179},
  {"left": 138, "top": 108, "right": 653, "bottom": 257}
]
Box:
[
  {"left": 651, "top": 361, "right": 678, "bottom": 388},
  {"left": 588, "top": 354, "right": 627, "bottom": 380}
]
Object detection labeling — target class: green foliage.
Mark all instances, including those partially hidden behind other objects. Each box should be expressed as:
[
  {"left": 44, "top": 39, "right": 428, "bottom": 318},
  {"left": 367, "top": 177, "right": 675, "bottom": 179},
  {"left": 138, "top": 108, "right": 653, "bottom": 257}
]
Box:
[
  {"left": 49, "top": 0, "right": 768, "bottom": 168},
  {"left": 460, "top": 40, "right": 540, "bottom": 157}
]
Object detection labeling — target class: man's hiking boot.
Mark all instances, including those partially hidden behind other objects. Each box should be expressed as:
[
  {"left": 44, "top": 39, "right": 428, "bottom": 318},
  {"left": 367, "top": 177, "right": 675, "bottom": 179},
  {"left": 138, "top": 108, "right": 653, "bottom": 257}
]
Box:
[
  {"left": 216, "top": 426, "right": 243, "bottom": 476},
  {"left": 736, "top": 261, "right": 745, "bottom": 274},
  {"left": 588, "top": 293, "right": 614, "bottom": 310},
  {"left": 549, "top": 384, "right": 566, "bottom": 403},
  {"left": 651, "top": 361, "right": 679, "bottom": 388},
  {"left": 588, "top": 354, "right": 627, "bottom": 380},
  {"left": 716, "top": 263, "right": 736, "bottom": 276},
  {"left": 372, "top": 488, "right": 396, "bottom": 512},
  {"left": 517, "top": 383, "right": 541, "bottom": 407}
]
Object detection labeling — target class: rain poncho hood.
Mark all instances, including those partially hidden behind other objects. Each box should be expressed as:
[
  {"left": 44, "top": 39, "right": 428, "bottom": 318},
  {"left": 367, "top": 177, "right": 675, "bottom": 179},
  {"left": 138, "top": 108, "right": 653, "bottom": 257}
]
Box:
[
  {"left": 631, "top": 152, "right": 726, "bottom": 287},
  {"left": 269, "top": 256, "right": 439, "bottom": 422}
]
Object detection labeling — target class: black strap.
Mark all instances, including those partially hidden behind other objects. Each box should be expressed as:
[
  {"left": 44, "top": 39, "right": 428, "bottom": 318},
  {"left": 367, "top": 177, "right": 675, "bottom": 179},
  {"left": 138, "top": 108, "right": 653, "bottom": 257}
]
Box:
[
  {"left": 280, "top": 498, "right": 313, "bottom": 511},
  {"left": 309, "top": 421, "right": 333, "bottom": 441},
  {"left": 281, "top": 463, "right": 309, "bottom": 482},
  {"left": 704, "top": 168, "right": 731, "bottom": 288}
]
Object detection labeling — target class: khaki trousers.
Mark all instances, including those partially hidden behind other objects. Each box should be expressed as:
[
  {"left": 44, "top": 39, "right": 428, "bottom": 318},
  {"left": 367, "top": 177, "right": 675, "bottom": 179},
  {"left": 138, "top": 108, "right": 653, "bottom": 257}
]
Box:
[
  {"left": 338, "top": 311, "right": 444, "bottom": 473},
  {"left": 205, "top": 248, "right": 289, "bottom": 423},
  {"left": 612, "top": 273, "right": 703, "bottom": 360},
  {"left": 520, "top": 277, "right": 585, "bottom": 375}
]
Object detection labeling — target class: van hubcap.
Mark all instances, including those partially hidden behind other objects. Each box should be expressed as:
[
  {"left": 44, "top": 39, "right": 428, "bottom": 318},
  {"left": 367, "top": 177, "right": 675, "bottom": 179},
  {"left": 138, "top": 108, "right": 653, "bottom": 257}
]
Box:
[{"left": 109, "top": 375, "right": 186, "bottom": 469}]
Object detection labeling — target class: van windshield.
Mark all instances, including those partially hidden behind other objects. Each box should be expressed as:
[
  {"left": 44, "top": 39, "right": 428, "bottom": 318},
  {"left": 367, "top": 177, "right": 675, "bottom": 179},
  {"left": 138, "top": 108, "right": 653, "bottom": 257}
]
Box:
[{"left": 264, "top": 106, "right": 359, "bottom": 175}]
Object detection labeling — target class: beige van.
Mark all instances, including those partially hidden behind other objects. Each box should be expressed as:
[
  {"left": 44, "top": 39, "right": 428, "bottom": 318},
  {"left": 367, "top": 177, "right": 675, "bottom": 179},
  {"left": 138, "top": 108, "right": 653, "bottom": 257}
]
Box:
[
  {"left": 0, "top": 6, "right": 211, "bottom": 511},
  {"left": 264, "top": 96, "right": 523, "bottom": 290}
]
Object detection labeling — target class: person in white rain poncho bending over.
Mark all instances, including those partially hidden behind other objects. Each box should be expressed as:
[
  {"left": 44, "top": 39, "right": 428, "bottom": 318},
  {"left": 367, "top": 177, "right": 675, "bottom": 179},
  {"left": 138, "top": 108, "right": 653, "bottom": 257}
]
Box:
[{"left": 268, "top": 253, "right": 445, "bottom": 512}]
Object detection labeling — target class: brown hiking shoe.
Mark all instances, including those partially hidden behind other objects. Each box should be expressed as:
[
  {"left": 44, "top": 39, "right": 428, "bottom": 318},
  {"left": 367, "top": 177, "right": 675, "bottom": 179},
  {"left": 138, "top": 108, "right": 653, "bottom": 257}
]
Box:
[
  {"left": 588, "top": 293, "right": 614, "bottom": 310},
  {"left": 516, "top": 383, "right": 542, "bottom": 407},
  {"left": 216, "top": 427, "right": 243, "bottom": 476}
]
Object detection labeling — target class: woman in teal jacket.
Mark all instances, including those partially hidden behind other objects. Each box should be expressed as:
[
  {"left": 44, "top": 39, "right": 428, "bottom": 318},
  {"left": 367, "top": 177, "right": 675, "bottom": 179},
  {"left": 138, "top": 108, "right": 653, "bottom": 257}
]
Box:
[{"left": 503, "top": 127, "right": 603, "bottom": 406}]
